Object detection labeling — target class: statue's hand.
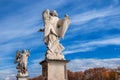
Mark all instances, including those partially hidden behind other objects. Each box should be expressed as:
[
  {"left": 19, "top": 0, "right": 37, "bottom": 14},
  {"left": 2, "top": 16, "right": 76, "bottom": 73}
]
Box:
[{"left": 38, "top": 29, "right": 44, "bottom": 32}]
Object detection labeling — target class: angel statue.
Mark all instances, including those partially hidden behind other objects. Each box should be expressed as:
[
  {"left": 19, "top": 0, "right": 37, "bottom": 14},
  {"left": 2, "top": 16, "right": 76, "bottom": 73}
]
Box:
[
  {"left": 38, "top": 9, "right": 70, "bottom": 60},
  {"left": 14, "top": 49, "right": 30, "bottom": 76}
]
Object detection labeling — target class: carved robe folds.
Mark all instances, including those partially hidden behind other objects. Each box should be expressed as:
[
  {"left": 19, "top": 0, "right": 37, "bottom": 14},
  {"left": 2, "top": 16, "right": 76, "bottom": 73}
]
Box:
[{"left": 42, "top": 9, "right": 70, "bottom": 60}]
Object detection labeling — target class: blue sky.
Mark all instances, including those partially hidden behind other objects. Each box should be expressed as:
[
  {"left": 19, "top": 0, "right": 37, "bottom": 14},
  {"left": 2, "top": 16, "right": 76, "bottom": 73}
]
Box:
[{"left": 0, "top": 0, "right": 120, "bottom": 79}]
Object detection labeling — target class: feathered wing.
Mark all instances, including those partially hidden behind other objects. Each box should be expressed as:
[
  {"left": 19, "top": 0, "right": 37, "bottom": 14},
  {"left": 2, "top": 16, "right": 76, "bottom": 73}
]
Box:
[
  {"left": 14, "top": 50, "right": 21, "bottom": 63},
  {"left": 58, "top": 15, "right": 71, "bottom": 39},
  {"left": 42, "top": 9, "right": 51, "bottom": 38}
]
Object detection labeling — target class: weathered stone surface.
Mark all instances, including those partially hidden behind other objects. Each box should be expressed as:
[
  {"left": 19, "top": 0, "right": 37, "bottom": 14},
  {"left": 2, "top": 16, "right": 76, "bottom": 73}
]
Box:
[
  {"left": 16, "top": 76, "right": 28, "bottom": 80},
  {"left": 39, "top": 9, "right": 70, "bottom": 80},
  {"left": 40, "top": 59, "right": 69, "bottom": 80},
  {"left": 14, "top": 50, "right": 30, "bottom": 76},
  {"left": 39, "top": 9, "right": 70, "bottom": 60}
]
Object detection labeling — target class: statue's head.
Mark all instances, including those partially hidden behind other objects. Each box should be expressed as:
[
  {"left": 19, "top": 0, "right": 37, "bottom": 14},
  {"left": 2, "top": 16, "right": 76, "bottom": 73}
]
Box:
[
  {"left": 50, "top": 10, "right": 58, "bottom": 17},
  {"left": 16, "top": 50, "right": 20, "bottom": 54},
  {"left": 22, "top": 50, "right": 26, "bottom": 54}
]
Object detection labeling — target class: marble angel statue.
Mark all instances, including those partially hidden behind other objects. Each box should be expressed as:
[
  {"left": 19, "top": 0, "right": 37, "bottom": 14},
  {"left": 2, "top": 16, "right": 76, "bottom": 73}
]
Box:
[
  {"left": 38, "top": 9, "right": 70, "bottom": 60},
  {"left": 14, "top": 49, "right": 30, "bottom": 76}
]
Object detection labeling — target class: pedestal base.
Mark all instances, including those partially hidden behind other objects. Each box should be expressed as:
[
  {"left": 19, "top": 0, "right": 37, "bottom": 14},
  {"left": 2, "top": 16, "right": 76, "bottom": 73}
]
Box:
[
  {"left": 40, "top": 59, "right": 69, "bottom": 80},
  {"left": 16, "top": 76, "right": 28, "bottom": 80}
]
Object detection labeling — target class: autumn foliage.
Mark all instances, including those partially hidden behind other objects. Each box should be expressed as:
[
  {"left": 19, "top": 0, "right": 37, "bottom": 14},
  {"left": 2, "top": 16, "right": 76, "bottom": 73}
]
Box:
[
  {"left": 29, "top": 67, "right": 120, "bottom": 80},
  {"left": 29, "top": 75, "right": 43, "bottom": 80}
]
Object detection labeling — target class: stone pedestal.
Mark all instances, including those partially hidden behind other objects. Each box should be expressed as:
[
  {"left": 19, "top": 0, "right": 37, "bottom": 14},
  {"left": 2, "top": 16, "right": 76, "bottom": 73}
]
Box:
[
  {"left": 16, "top": 76, "right": 28, "bottom": 80},
  {"left": 40, "top": 59, "right": 69, "bottom": 80}
]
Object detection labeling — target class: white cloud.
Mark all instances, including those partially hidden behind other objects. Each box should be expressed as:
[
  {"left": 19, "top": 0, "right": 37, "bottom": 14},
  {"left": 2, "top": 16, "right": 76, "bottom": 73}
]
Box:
[
  {"left": 0, "top": 68, "right": 16, "bottom": 80},
  {"left": 0, "top": 0, "right": 67, "bottom": 56},
  {"left": 28, "top": 58, "right": 43, "bottom": 77},
  {"left": 67, "top": 9, "right": 120, "bottom": 39},
  {"left": 0, "top": 57, "right": 13, "bottom": 61},
  {"left": 64, "top": 36, "right": 120, "bottom": 54},
  {"left": 0, "top": 0, "right": 120, "bottom": 79},
  {"left": 67, "top": 58, "right": 120, "bottom": 72},
  {"left": 64, "top": 47, "right": 95, "bottom": 54},
  {"left": 80, "top": 37, "right": 120, "bottom": 47},
  {"left": 30, "top": 58, "right": 43, "bottom": 68},
  {"left": 71, "top": 7, "right": 120, "bottom": 25}
]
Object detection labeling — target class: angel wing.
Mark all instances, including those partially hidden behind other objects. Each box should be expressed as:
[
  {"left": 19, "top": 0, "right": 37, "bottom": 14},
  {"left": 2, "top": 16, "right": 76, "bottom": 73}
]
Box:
[
  {"left": 57, "top": 15, "right": 71, "bottom": 39},
  {"left": 14, "top": 50, "right": 21, "bottom": 64},
  {"left": 42, "top": 9, "right": 50, "bottom": 22},
  {"left": 42, "top": 9, "right": 51, "bottom": 38},
  {"left": 26, "top": 50, "right": 30, "bottom": 56}
]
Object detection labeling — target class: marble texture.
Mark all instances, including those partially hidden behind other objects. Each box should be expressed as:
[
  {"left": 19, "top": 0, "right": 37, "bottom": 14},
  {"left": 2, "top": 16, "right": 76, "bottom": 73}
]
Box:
[
  {"left": 39, "top": 9, "right": 70, "bottom": 60},
  {"left": 40, "top": 59, "right": 69, "bottom": 80},
  {"left": 14, "top": 50, "right": 30, "bottom": 77},
  {"left": 17, "top": 76, "right": 28, "bottom": 80},
  {"left": 39, "top": 9, "right": 70, "bottom": 80}
]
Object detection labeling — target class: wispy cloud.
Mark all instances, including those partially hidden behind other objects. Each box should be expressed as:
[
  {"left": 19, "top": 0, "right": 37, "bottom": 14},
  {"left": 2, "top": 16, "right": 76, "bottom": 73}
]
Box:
[
  {"left": 67, "top": 8, "right": 120, "bottom": 39},
  {"left": 0, "top": 0, "right": 67, "bottom": 79},
  {"left": 0, "top": 56, "right": 13, "bottom": 61},
  {"left": 64, "top": 36, "right": 120, "bottom": 54},
  {"left": 0, "top": 0, "right": 120, "bottom": 79},
  {"left": 68, "top": 58, "right": 120, "bottom": 71},
  {"left": 71, "top": 7, "right": 120, "bottom": 25},
  {"left": 0, "top": 0, "right": 67, "bottom": 55},
  {"left": 28, "top": 58, "right": 43, "bottom": 77},
  {"left": 0, "top": 68, "right": 16, "bottom": 80}
]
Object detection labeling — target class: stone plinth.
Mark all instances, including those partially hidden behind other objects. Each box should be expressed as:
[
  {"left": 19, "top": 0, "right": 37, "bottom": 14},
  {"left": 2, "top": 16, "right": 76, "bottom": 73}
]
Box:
[
  {"left": 16, "top": 76, "right": 28, "bottom": 80},
  {"left": 40, "top": 59, "right": 69, "bottom": 80}
]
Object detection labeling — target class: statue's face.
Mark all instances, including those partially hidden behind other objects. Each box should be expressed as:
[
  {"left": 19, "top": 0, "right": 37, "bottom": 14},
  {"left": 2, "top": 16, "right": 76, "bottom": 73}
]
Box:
[
  {"left": 50, "top": 10, "right": 58, "bottom": 17},
  {"left": 22, "top": 50, "right": 26, "bottom": 54}
]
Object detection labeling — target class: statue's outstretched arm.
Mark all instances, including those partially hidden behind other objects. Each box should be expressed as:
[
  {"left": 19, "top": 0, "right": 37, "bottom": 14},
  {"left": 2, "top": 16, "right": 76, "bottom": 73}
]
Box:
[{"left": 38, "top": 28, "right": 44, "bottom": 32}]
